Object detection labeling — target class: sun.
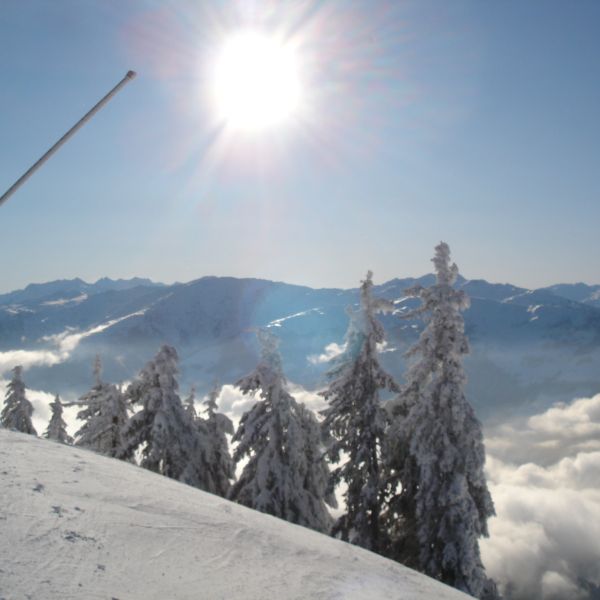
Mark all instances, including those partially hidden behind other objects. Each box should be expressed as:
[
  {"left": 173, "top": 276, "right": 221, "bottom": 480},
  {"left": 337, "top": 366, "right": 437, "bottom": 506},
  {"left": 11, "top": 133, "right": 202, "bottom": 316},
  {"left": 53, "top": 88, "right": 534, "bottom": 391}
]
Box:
[{"left": 211, "top": 32, "right": 302, "bottom": 132}]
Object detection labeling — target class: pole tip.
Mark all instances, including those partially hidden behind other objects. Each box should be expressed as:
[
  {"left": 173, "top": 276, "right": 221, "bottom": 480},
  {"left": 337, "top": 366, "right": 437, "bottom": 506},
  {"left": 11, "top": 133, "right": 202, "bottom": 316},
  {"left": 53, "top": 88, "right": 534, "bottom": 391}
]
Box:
[{"left": 126, "top": 70, "right": 137, "bottom": 80}]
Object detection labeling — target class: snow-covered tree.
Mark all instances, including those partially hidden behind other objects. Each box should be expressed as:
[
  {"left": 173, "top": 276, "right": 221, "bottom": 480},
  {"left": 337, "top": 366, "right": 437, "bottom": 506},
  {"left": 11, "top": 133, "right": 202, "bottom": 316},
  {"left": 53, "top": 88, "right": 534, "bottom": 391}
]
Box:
[
  {"left": 320, "top": 271, "right": 397, "bottom": 552},
  {"left": 201, "top": 383, "right": 235, "bottom": 498},
  {"left": 74, "top": 356, "right": 128, "bottom": 457},
  {"left": 119, "top": 345, "right": 212, "bottom": 489},
  {"left": 184, "top": 386, "right": 197, "bottom": 420},
  {"left": 44, "top": 394, "right": 73, "bottom": 444},
  {"left": 230, "top": 330, "right": 335, "bottom": 533},
  {"left": 0, "top": 366, "right": 37, "bottom": 436},
  {"left": 384, "top": 242, "right": 498, "bottom": 599},
  {"left": 296, "top": 402, "right": 336, "bottom": 529}
]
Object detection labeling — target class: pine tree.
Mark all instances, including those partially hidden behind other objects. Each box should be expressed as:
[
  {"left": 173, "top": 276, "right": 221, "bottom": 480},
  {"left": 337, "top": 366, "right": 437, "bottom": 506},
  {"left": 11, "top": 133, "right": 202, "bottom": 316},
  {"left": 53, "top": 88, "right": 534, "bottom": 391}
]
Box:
[
  {"left": 44, "top": 394, "right": 73, "bottom": 444},
  {"left": 384, "top": 242, "right": 498, "bottom": 599},
  {"left": 201, "top": 383, "right": 235, "bottom": 498},
  {"left": 230, "top": 329, "right": 335, "bottom": 533},
  {"left": 74, "top": 356, "right": 128, "bottom": 457},
  {"left": 320, "top": 271, "right": 397, "bottom": 552},
  {"left": 0, "top": 366, "right": 37, "bottom": 435},
  {"left": 119, "top": 345, "right": 212, "bottom": 489}
]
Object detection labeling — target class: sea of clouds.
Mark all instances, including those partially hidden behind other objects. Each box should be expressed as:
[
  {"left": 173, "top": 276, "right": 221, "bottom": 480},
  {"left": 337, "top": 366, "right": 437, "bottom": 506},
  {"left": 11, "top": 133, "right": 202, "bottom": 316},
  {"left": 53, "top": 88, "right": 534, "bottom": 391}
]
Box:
[{"left": 482, "top": 394, "right": 600, "bottom": 599}]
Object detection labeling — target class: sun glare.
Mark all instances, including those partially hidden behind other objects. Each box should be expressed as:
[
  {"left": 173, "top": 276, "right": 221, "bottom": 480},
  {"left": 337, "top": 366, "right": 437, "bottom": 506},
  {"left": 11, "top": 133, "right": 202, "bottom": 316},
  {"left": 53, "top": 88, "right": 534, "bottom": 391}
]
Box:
[{"left": 212, "top": 32, "right": 302, "bottom": 132}]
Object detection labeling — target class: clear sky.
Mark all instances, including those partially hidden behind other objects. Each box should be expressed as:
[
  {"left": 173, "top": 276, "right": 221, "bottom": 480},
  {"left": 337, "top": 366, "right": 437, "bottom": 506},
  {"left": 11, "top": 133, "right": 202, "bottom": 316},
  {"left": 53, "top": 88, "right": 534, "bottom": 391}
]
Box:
[{"left": 1, "top": 0, "right": 599, "bottom": 293}]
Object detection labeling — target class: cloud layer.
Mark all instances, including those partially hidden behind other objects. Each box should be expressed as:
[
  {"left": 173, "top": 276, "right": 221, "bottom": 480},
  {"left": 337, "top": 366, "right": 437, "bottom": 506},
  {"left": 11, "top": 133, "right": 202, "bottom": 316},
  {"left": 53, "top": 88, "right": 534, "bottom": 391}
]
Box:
[
  {"left": 0, "top": 311, "right": 146, "bottom": 376},
  {"left": 482, "top": 394, "right": 600, "bottom": 599}
]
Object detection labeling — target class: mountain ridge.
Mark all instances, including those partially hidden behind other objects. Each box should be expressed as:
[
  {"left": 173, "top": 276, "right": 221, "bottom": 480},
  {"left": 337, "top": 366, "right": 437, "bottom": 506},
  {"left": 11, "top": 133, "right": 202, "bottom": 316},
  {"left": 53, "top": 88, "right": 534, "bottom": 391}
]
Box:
[
  {"left": 4, "top": 273, "right": 600, "bottom": 304},
  {"left": 1, "top": 275, "right": 600, "bottom": 422}
]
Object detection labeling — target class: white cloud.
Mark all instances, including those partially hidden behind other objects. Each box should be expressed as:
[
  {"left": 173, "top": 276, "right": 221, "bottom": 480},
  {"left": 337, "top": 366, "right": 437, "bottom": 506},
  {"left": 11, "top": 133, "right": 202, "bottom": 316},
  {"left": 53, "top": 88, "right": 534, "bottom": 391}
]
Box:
[
  {"left": 482, "top": 394, "right": 600, "bottom": 599},
  {"left": 308, "top": 342, "right": 346, "bottom": 365},
  {"left": 222, "top": 384, "right": 257, "bottom": 424},
  {"left": 0, "top": 349, "right": 65, "bottom": 373},
  {"left": 486, "top": 394, "right": 600, "bottom": 467},
  {"left": 287, "top": 382, "right": 327, "bottom": 413},
  {"left": 528, "top": 395, "right": 600, "bottom": 439},
  {"left": 541, "top": 571, "right": 586, "bottom": 600},
  {"left": 0, "top": 310, "right": 146, "bottom": 376}
]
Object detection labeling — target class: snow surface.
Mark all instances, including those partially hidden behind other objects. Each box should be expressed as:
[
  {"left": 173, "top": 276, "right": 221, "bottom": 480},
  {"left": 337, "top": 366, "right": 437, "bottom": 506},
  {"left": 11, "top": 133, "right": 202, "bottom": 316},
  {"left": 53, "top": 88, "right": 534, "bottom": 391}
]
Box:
[{"left": 0, "top": 430, "right": 471, "bottom": 600}]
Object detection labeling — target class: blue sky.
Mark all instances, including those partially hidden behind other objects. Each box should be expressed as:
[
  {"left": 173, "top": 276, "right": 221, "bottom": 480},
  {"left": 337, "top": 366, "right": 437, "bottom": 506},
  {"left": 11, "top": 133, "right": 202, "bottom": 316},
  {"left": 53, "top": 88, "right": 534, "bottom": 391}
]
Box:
[{"left": 1, "top": 0, "right": 599, "bottom": 293}]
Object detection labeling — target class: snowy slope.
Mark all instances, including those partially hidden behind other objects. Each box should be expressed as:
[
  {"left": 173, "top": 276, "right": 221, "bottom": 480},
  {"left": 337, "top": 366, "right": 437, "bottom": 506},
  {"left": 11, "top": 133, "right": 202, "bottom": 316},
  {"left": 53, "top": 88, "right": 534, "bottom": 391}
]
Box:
[{"left": 0, "top": 430, "right": 470, "bottom": 600}]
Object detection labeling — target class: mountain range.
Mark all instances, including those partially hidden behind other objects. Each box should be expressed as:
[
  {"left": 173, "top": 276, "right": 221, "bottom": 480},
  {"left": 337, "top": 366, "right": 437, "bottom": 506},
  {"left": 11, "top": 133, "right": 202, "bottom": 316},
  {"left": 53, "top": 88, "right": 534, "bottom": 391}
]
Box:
[{"left": 1, "top": 274, "right": 600, "bottom": 423}]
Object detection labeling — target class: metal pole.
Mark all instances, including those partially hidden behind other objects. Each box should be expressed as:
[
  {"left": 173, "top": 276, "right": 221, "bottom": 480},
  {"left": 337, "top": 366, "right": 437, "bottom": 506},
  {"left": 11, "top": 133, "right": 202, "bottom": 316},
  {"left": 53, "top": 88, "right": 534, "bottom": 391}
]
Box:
[{"left": 0, "top": 70, "right": 137, "bottom": 208}]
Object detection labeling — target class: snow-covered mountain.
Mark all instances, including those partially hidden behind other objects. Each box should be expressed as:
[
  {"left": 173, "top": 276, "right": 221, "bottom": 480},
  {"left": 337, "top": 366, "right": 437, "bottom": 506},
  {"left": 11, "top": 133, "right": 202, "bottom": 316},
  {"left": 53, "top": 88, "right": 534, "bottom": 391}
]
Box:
[
  {"left": 0, "top": 276, "right": 164, "bottom": 307},
  {"left": 0, "top": 429, "right": 470, "bottom": 600},
  {"left": 541, "top": 282, "right": 600, "bottom": 308},
  {"left": 1, "top": 275, "right": 600, "bottom": 422}
]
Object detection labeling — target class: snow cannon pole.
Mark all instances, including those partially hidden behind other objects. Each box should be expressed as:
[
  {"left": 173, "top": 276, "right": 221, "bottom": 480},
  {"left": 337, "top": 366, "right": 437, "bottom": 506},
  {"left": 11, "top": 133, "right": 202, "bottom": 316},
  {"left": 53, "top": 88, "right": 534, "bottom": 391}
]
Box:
[{"left": 0, "top": 70, "right": 137, "bottom": 208}]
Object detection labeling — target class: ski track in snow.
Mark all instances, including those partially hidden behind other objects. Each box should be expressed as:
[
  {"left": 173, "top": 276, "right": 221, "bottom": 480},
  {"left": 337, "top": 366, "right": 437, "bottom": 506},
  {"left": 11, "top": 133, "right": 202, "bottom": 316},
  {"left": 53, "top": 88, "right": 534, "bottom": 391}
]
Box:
[{"left": 0, "top": 430, "right": 470, "bottom": 600}]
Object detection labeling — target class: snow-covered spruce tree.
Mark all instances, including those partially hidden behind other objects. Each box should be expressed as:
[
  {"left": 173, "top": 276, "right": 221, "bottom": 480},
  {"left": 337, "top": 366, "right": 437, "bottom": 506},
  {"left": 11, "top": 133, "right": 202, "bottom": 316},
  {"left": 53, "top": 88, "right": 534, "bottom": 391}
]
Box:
[
  {"left": 296, "top": 402, "right": 337, "bottom": 528},
  {"left": 184, "top": 386, "right": 197, "bottom": 421},
  {"left": 74, "top": 356, "right": 128, "bottom": 457},
  {"left": 384, "top": 242, "right": 498, "bottom": 599},
  {"left": 44, "top": 394, "right": 73, "bottom": 444},
  {"left": 0, "top": 366, "right": 37, "bottom": 435},
  {"left": 229, "top": 330, "right": 335, "bottom": 533},
  {"left": 320, "top": 272, "right": 397, "bottom": 552},
  {"left": 119, "top": 345, "right": 212, "bottom": 489},
  {"left": 201, "top": 383, "right": 235, "bottom": 498}
]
